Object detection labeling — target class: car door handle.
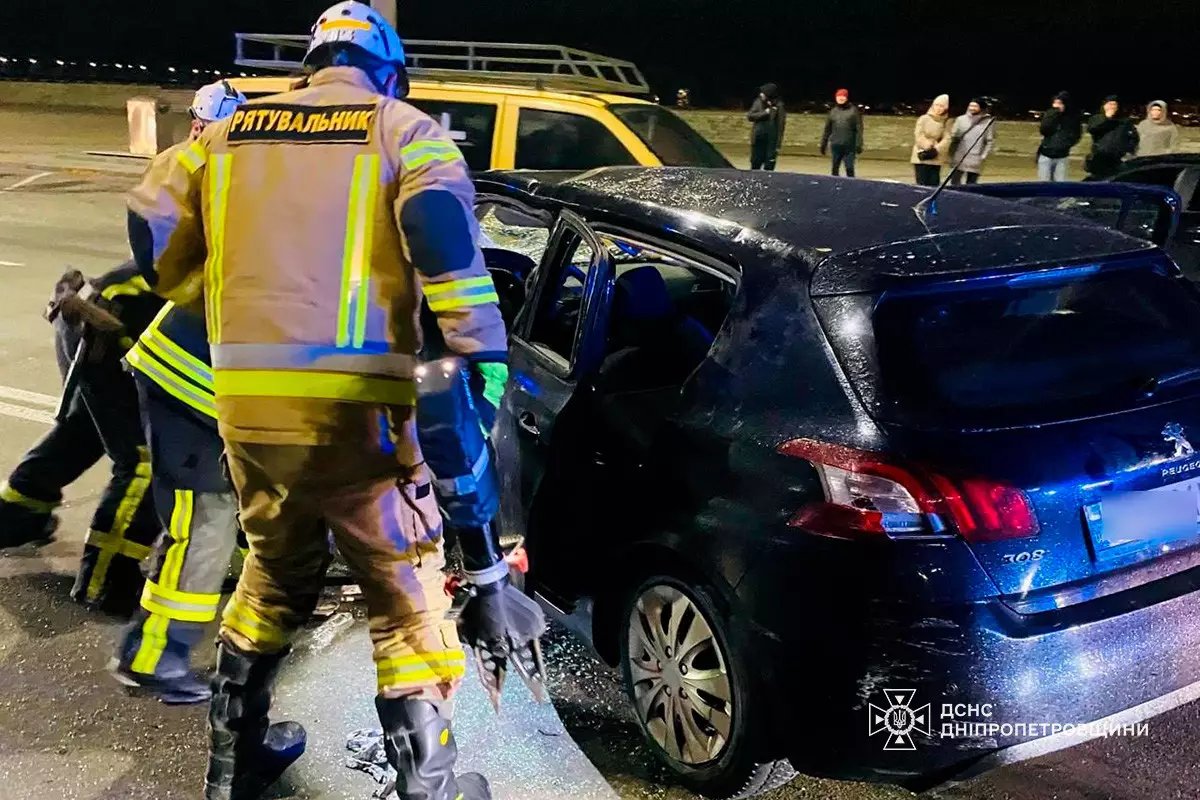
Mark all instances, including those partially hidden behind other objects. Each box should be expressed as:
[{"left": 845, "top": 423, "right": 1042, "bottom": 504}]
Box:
[{"left": 518, "top": 412, "right": 541, "bottom": 437}]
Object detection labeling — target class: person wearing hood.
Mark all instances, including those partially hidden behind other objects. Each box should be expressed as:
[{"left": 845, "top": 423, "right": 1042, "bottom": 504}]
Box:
[
  {"left": 911, "top": 94, "right": 952, "bottom": 186},
  {"left": 1086, "top": 95, "right": 1139, "bottom": 179},
  {"left": 747, "top": 82, "right": 786, "bottom": 170},
  {"left": 1037, "top": 91, "right": 1083, "bottom": 181},
  {"left": 948, "top": 98, "right": 996, "bottom": 185},
  {"left": 1137, "top": 101, "right": 1180, "bottom": 157},
  {"left": 820, "top": 88, "right": 865, "bottom": 177}
]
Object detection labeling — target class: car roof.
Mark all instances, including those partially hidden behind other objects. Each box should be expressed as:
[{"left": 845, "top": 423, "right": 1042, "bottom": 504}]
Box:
[
  {"left": 1115, "top": 154, "right": 1200, "bottom": 171},
  {"left": 227, "top": 75, "right": 654, "bottom": 107},
  {"left": 477, "top": 168, "right": 1156, "bottom": 290}
]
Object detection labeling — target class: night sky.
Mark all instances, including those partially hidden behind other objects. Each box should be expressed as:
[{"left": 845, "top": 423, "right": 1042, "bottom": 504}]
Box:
[{"left": 1, "top": 0, "right": 1197, "bottom": 109}]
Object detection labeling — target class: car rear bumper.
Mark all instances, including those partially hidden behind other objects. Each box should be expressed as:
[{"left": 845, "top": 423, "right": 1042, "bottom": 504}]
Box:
[{"left": 745, "top": 562, "right": 1200, "bottom": 786}]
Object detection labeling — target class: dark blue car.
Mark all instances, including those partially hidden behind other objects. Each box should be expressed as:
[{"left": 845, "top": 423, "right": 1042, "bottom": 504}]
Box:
[{"left": 472, "top": 168, "right": 1200, "bottom": 798}]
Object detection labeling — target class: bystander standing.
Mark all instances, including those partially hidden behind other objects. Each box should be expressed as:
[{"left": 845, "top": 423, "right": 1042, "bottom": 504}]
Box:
[
  {"left": 1086, "top": 95, "right": 1139, "bottom": 179},
  {"left": 949, "top": 98, "right": 996, "bottom": 185},
  {"left": 1136, "top": 100, "right": 1180, "bottom": 157},
  {"left": 747, "top": 83, "right": 786, "bottom": 171},
  {"left": 820, "top": 88, "right": 865, "bottom": 177},
  {"left": 911, "top": 94, "right": 952, "bottom": 186},
  {"left": 1037, "top": 91, "right": 1083, "bottom": 181}
]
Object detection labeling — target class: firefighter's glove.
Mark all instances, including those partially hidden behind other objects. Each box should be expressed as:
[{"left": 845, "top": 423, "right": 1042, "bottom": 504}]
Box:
[
  {"left": 45, "top": 271, "right": 123, "bottom": 333},
  {"left": 469, "top": 361, "right": 509, "bottom": 432},
  {"left": 458, "top": 575, "right": 548, "bottom": 711},
  {"left": 58, "top": 291, "right": 124, "bottom": 333},
  {"left": 43, "top": 268, "right": 87, "bottom": 324}
]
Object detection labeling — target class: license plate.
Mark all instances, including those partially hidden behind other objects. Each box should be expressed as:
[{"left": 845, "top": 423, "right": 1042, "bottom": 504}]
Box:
[{"left": 1086, "top": 478, "right": 1200, "bottom": 558}]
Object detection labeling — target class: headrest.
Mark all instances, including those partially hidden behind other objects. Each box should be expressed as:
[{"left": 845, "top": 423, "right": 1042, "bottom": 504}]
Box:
[{"left": 613, "top": 267, "right": 672, "bottom": 322}]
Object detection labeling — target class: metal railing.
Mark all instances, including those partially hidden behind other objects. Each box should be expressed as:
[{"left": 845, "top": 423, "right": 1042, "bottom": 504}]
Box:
[{"left": 234, "top": 35, "right": 650, "bottom": 95}]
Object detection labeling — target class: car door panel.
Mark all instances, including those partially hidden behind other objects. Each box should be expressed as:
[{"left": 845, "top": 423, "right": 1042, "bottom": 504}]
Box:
[{"left": 495, "top": 212, "right": 612, "bottom": 593}]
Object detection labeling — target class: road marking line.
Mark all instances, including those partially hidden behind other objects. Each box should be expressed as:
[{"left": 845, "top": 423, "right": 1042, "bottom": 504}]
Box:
[
  {"left": 0, "top": 260, "right": 23, "bottom": 267},
  {"left": 2, "top": 171, "right": 54, "bottom": 192},
  {"left": 0, "top": 400, "right": 55, "bottom": 425},
  {"left": 0, "top": 386, "right": 58, "bottom": 408}
]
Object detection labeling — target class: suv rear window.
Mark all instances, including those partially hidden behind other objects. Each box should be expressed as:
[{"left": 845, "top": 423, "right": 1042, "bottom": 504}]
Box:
[
  {"left": 608, "top": 105, "right": 730, "bottom": 168},
  {"left": 867, "top": 263, "right": 1200, "bottom": 428},
  {"left": 515, "top": 108, "right": 638, "bottom": 170}
]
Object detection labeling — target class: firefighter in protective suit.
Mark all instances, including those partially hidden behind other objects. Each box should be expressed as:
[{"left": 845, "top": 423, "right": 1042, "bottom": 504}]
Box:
[
  {"left": 127, "top": 4, "right": 519, "bottom": 797},
  {"left": 109, "top": 80, "right": 247, "bottom": 705},
  {"left": 0, "top": 259, "right": 161, "bottom": 614}
]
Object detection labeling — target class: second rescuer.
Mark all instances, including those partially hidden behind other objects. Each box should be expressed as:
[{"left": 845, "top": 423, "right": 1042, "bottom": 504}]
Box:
[{"left": 127, "top": 3, "right": 508, "bottom": 799}]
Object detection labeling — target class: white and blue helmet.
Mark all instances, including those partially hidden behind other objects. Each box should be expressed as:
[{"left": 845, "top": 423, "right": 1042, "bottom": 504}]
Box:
[
  {"left": 190, "top": 80, "right": 247, "bottom": 123},
  {"left": 304, "top": 1, "right": 407, "bottom": 68}
]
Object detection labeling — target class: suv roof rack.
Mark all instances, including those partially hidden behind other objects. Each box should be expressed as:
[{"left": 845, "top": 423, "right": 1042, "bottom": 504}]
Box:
[{"left": 234, "top": 35, "right": 651, "bottom": 96}]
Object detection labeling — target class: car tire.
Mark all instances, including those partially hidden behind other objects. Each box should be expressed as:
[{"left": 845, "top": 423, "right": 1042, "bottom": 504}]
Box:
[{"left": 619, "top": 575, "right": 795, "bottom": 799}]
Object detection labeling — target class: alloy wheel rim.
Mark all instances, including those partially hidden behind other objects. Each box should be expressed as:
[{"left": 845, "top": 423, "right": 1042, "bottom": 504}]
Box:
[{"left": 627, "top": 584, "right": 734, "bottom": 766}]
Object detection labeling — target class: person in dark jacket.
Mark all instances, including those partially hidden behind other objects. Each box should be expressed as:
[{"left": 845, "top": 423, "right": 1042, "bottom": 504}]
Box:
[
  {"left": 747, "top": 83, "right": 786, "bottom": 171},
  {"left": 820, "top": 88, "right": 864, "bottom": 177},
  {"left": 1086, "top": 95, "right": 1139, "bottom": 179},
  {"left": 1037, "top": 91, "right": 1083, "bottom": 181}
]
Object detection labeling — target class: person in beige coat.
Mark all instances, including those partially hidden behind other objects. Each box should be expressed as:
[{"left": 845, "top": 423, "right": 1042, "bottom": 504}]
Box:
[{"left": 912, "top": 94, "right": 952, "bottom": 186}]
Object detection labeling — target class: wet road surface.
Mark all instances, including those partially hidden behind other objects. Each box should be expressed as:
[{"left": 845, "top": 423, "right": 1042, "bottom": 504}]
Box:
[{"left": 1, "top": 113, "right": 1200, "bottom": 800}]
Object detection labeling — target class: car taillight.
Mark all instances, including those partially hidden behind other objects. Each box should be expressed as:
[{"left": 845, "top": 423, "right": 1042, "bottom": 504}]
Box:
[{"left": 778, "top": 439, "right": 1039, "bottom": 542}]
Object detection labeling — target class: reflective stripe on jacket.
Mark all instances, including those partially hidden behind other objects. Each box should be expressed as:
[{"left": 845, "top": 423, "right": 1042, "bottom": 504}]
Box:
[
  {"left": 124, "top": 301, "right": 217, "bottom": 421},
  {"left": 126, "top": 67, "right": 506, "bottom": 446}
]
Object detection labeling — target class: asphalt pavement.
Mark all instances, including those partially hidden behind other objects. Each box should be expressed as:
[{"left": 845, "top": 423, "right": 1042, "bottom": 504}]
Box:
[{"left": 0, "top": 108, "right": 1198, "bottom": 800}]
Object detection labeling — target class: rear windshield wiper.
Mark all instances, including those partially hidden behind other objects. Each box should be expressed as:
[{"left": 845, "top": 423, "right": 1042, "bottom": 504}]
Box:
[{"left": 1140, "top": 366, "right": 1200, "bottom": 398}]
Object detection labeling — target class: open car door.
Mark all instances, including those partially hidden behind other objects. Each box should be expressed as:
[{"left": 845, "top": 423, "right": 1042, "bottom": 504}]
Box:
[{"left": 955, "top": 182, "right": 1181, "bottom": 247}]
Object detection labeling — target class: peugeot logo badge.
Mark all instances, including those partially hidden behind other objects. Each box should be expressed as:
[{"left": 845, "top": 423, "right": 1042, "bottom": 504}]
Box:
[{"left": 1163, "top": 422, "right": 1196, "bottom": 458}]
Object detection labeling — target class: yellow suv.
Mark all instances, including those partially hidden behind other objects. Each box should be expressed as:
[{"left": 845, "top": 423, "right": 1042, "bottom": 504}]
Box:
[{"left": 226, "top": 37, "right": 729, "bottom": 171}]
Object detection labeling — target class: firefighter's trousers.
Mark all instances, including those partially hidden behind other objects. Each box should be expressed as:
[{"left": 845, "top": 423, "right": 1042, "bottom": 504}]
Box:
[
  {"left": 0, "top": 319, "right": 101, "bottom": 548},
  {"left": 68, "top": 351, "right": 159, "bottom": 612},
  {"left": 115, "top": 379, "right": 239, "bottom": 680},
  {"left": 0, "top": 383, "right": 104, "bottom": 546},
  {"left": 221, "top": 439, "right": 465, "bottom": 699}
]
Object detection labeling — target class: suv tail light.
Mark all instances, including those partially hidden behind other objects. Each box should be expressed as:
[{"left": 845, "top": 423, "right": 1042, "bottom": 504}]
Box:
[{"left": 778, "top": 439, "right": 1039, "bottom": 542}]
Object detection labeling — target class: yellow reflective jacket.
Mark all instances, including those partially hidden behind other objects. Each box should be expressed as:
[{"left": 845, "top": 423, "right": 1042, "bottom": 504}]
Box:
[{"left": 127, "top": 67, "right": 506, "bottom": 448}]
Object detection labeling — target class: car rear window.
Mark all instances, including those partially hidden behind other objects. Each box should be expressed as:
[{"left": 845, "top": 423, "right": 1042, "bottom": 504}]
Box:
[
  {"left": 869, "top": 263, "right": 1200, "bottom": 428},
  {"left": 608, "top": 105, "right": 730, "bottom": 168}
]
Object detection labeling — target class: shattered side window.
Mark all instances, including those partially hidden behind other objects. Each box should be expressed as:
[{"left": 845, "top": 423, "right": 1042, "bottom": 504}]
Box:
[{"left": 476, "top": 203, "right": 552, "bottom": 263}]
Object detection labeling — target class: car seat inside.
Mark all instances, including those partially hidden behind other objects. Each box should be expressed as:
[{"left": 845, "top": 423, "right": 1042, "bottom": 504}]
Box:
[{"left": 590, "top": 254, "right": 734, "bottom": 454}]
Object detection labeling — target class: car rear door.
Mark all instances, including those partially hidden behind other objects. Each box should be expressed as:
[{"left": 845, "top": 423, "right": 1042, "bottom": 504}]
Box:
[
  {"left": 496, "top": 210, "right": 612, "bottom": 552},
  {"left": 497, "top": 99, "right": 648, "bottom": 169},
  {"left": 956, "top": 182, "right": 1181, "bottom": 247}
]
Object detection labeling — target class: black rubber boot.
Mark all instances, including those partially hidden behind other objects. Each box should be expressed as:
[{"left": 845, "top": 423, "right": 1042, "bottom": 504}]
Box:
[
  {"left": 205, "top": 642, "right": 307, "bottom": 800},
  {"left": 109, "top": 615, "right": 213, "bottom": 704},
  {"left": 376, "top": 696, "right": 491, "bottom": 800},
  {"left": 0, "top": 503, "right": 58, "bottom": 549}
]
